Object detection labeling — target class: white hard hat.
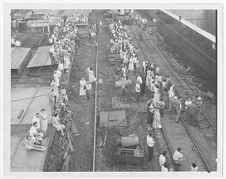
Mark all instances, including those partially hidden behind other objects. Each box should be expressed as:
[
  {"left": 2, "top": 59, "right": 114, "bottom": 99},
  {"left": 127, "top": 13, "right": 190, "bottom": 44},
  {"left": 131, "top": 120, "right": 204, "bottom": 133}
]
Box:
[{"left": 197, "top": 97, "right": 202, "bottom": 101}]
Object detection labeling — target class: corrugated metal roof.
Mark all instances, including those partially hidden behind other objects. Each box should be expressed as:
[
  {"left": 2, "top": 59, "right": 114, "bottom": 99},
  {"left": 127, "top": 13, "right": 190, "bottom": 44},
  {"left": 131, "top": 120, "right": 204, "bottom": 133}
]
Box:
[
  {"left": 11, "top": 47, "right": 31, "bottom": 69},
  {"left": 27, "top": 46, "right": 51, "bottom": 68}
]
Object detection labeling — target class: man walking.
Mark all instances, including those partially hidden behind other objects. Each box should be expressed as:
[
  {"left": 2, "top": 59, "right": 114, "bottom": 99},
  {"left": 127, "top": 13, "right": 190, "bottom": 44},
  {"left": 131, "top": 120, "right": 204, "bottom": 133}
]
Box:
[{"left": 147, "top": 132, "right": 155, "bottom": 162}]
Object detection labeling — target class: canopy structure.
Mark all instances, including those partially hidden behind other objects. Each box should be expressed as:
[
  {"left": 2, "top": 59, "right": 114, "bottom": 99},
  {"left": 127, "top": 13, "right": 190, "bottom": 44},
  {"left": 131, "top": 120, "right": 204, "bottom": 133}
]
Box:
[
  {"left": 27, "top": 46, "right": 52, "bottom": 68},
  {"left": 11, "top": 47, "right": 32, "bottom": 75},
  {"left": 60, "top": 9, "right": 91, "bottom": 17}
]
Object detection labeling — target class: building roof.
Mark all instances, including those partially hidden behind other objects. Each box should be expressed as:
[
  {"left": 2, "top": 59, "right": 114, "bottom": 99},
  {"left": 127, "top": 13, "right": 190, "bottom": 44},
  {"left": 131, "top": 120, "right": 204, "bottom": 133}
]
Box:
[
  {"left": 27, "top": 46, "right": 52, "bottom": 68},
  {"left": 11, "top": 47, "right": 31, "bottom": 69}
]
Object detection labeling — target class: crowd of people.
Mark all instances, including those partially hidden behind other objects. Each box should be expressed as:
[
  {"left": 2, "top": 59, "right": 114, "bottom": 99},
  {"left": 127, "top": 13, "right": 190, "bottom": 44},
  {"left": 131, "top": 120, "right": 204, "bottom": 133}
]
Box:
[
  {"left": 24, "top": 12, "right": 205, "bottom": 171},
  {"left": 26, "top": 17, "right": 80, "bottom": 151},
  {"left": 109, "top": 16, "right": 205, "bottom": 171}
]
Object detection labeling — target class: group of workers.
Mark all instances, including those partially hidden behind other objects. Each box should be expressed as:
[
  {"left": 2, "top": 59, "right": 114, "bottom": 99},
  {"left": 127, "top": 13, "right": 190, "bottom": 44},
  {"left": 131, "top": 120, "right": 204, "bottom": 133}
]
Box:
[
  {"left": 48, "top": 18, "right": 80, "bottom": 66},
  {"left": 108, "top": 15, "right": 204, "bottom": 172},
  {"left": 27, "top": 17, "right": 79, "bottom": 151}
]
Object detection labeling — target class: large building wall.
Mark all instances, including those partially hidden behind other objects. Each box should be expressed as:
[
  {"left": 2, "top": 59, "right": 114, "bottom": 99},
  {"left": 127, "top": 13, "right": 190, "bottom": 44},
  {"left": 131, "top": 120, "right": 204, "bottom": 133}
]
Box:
[{"left": 168, "top": 10, "right": 216, "bottom": 36}]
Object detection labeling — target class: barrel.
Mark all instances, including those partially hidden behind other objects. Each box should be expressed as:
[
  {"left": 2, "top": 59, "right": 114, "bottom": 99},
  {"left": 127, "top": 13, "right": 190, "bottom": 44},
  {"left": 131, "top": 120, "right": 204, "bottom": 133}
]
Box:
[{"left": 121, "top": 136, "right": 139, "bottom": 147}]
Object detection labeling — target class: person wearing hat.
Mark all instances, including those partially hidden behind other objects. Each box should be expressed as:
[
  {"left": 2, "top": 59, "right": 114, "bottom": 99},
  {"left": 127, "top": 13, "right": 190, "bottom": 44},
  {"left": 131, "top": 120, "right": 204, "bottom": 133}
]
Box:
[
  {"left": 196, "top": 96, "right": 204, "bottom": 122},
  {"left": 147, "top": 132, "right": 155, "bottom": 161},
  {"left": 190, "top": 162, "right": 198, "bottom": 171}
]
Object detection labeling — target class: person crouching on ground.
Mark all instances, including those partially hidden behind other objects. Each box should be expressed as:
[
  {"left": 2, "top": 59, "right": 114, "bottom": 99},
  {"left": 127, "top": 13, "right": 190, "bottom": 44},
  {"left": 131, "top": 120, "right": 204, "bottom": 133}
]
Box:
[
  {"left": 29, "top": 121, "right": 44, "bottom": 145},
  {"left": 190, "top": 162, "right": 198, "bottom": 171},
  {"left": 172, "top": 147, "right": 188, "bottom": 166}
]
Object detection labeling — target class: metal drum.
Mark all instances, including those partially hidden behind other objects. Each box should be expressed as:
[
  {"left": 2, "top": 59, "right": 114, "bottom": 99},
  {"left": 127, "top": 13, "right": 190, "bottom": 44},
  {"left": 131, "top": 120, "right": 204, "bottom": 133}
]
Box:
[{"left": 121, "top": 136, "right": 139, "bottom": 147}]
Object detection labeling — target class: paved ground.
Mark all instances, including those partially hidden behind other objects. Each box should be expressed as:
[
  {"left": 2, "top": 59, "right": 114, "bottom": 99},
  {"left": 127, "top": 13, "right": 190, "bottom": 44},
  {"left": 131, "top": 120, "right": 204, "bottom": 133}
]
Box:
[
  {"left": 93, "top": 13, "right": 217, "bottom": 172},
  {"left": 11, "top": 86, "right": 52, "bottom": 172}
]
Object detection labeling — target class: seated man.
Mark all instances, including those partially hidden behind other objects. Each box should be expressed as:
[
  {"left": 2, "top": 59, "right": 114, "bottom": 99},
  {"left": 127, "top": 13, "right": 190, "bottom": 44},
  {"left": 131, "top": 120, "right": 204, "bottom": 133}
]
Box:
[
  {"left": 52, "top": 112, "right": 65, "bottom": 136},
  {"left": 173, "top": 147, "right": 187, "bottom": 165},
  {"left": 29, "top": 121, "right": 44, "bottom": 145},
  {"left": 25, "top": 136, "right": 46, "bottom": 152},
  {"left": 32, "top": 113, "right": 41, "bottom": 131}
]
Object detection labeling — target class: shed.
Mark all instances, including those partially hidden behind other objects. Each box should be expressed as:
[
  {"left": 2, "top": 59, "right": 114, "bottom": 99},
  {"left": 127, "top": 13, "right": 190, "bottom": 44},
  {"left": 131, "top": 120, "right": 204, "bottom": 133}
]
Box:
[{"left": 11, "top": 47, "right": 32, "bottom": 76}]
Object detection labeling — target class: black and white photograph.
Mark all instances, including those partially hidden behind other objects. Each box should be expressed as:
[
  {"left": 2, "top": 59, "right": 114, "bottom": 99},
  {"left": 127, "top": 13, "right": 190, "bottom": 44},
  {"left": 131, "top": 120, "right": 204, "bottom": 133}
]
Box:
[{"left": 1, "top": 1, "right": 224, "bottom": 177}]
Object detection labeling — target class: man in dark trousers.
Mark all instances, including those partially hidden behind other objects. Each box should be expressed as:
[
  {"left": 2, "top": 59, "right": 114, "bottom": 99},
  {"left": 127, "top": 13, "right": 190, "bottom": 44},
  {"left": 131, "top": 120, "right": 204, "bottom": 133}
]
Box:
[
  {"left": 147, "top": 132, "right": 155, "bottom": 162},
  {"left": 147, "top": 99, "right": 155, "bottom": 129}
]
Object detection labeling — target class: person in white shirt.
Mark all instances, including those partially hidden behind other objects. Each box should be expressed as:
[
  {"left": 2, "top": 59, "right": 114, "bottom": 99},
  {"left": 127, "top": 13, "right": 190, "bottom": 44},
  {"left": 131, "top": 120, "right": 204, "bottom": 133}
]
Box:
[
  {"left": 88, "top": 68, "right": 96, "bottom": 84},
  {"left": 190, "top": 162, "right": 198, "bottom": 171},
  {"left": 32, "top": 113, "right": 41, "bottom": 130},
  {"left": 56, "top": 69, "right": 62, "bottom": 78},
  {"left": 147, "top": 133, "right": 155, "bottom": 161},
  {"left": 159, "top": 151, "right": 167, "bottom": 167},
  {"left": 185, "top": 97, "right": 192, "bottom": 109},
  {"left": 58, "top": 63, "right": 64, "bottom": 71},
  {"left": 79, "top": 77, "right": 87, "bottom": 99},
  {"left": 40, "top": 108, "right": 48, "bottom": 134},
  {"left": 29, "top": 121, "right": 44, "bottom": 144},
  {"left": 15, "top": 40, "right": 21, "bottom": 47},
  {"left": 173, "top": 147, "right": 187, "bottom": 165},
  {"left": 137, "top": 76, "right": 143, "bottom": 84},
  {"left": 135, "top": 82, "right": 141, "bottom": 102}
]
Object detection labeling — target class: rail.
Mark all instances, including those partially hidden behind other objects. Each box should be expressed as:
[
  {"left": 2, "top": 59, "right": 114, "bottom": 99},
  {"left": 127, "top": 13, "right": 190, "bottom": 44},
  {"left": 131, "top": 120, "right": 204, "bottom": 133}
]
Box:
[
  {"left": 92, "top": 10, "right": 99, "bottom": 172},
  {"left": 142, "top": 31, "right": 216, "bottom": 131},
  {"left": 128, "top": 25, "right": 212, "bottom": 172}
]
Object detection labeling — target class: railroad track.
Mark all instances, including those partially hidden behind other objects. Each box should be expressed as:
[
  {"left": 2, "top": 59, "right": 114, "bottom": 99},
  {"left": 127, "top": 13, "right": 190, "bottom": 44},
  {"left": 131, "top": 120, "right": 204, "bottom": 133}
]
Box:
[
  {"left": 129, "top": 25, "right": 216, "bottom": 131},
  {"left": 92, "top": 10, "right": 100, "bottom": 172},
  {"left": 128, "top": 25, "right": 214, "bottom": 172}
]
